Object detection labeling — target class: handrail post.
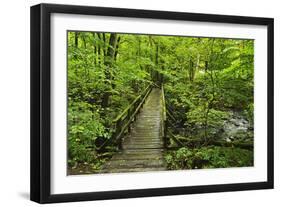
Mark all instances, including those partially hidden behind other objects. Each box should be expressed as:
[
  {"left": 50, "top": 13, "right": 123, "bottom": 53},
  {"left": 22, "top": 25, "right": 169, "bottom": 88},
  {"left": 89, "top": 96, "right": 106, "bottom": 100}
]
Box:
[
  {"left": 163, "top": 120, "right": 166, "bottom": 148},
  {"left": 127, "top": 110, "right": 131, "bottom": 133},
  {"left": 161, "top": 83, "right": 168, "bottom": 149},
  {"left": 115, "top": 120, "right": 123, "bottom": 150}
]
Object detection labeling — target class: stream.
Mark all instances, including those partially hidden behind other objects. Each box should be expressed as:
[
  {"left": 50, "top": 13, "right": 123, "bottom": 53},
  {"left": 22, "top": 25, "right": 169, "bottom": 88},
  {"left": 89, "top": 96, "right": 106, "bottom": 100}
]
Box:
[{"left": 221, "top": 111, "right": 253, "bottom": 143}]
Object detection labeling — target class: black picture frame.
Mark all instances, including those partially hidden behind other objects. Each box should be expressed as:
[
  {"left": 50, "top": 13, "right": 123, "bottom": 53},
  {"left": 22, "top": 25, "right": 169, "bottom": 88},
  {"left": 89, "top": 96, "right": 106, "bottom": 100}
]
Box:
[{"left": 30, "top": 3, "right": 274, "bottom": 204}]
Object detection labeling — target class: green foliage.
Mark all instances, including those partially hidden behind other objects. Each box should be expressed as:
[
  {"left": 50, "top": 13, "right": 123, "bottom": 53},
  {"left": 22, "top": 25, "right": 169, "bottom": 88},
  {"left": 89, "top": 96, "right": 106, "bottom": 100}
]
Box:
[
  {"left": 187, "top": 107, "right": 230, "bottom": 128},
  {"left": 67, "top": 101, "right": 107, "bottom": 165},
  {"left": 245, "top": 103, "right": 254, "bottom": 124},
  {"left": 165, "top": 147, "right": 253, "bottom": 170}
]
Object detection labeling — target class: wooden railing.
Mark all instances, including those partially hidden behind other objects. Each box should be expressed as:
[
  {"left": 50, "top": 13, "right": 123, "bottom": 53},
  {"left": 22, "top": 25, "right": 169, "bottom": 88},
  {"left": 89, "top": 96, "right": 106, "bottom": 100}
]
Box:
[
  {"left": 98, "top": 83, "right": 153, "bottom": 151},
  {"left": 161, "top": 85, "right": 184, "bottom": 148},
  {"left": 161, "top": 84, "right": 168, "bottom": 148}
]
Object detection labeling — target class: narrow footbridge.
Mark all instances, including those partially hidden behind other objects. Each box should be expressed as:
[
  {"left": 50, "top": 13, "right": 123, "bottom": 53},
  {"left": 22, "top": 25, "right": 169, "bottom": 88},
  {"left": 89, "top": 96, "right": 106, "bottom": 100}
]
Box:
[
  {"left": 99, "top": 84, "right": 168, "bottom": 173},
  {"left": 96, "top": 81, "right": 253, "bottom": 174}
]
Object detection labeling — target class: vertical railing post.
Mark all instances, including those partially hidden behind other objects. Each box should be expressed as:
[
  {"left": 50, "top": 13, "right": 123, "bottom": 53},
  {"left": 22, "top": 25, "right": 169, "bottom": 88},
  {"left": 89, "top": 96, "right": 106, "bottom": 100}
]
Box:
[
  {"left": 164, "top": 120, "right": 168, "bottom": 148},
  {"left": 127, "top": 110, "right": 131, "bottom": 133},
  {"left": 115, "top": 120, "right": 123, "bottom": 150},
  {"left": 161, "top": 83, "right": 168, "bottom": 149}
]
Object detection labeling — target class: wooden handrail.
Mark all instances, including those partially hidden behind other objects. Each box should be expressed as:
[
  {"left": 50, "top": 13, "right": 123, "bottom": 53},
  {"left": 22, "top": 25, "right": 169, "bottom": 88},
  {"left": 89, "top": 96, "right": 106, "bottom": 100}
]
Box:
[
  {"left": 161, "top": 84, "right": 166, "bottom": 122},
  {"left": 98, "top": 83, "right": 153, "bottom": 151},
  {"left": 166, "top": 109, "right": 177, "bottom": 123},
  {"left": 112, "top": 94, "right": 142, "bottom": 123},
  {"left": 112, "top": 83, "right": 152, "bottom": 124},
  {"left": 167, "top": 130, "right": 185, "bottom": 147},
  {"left": 161, "top": 85, "right": 187, "bottom": 148},
  {"left": 165, "top": 101, "right": 178, "bottom": 123},
  {"left": 161, "top": 84, "right": 168, "bottom": 148}
]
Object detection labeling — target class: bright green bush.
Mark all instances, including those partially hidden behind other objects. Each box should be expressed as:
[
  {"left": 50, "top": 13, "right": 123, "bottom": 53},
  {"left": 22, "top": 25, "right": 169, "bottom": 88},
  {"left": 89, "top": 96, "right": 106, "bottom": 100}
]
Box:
[
  {"left": 67, "top": 101, "right": 107, "bottom": 166},
  {"left": 165, "top": 147, "right": 253, "bottom": 170}
]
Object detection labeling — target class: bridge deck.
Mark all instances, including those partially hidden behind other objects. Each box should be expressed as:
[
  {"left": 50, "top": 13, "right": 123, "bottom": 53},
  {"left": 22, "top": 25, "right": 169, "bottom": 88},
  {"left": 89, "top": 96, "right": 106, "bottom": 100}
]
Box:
[{"left": 101, "top": 88, "right": 167, "bottom": 173}]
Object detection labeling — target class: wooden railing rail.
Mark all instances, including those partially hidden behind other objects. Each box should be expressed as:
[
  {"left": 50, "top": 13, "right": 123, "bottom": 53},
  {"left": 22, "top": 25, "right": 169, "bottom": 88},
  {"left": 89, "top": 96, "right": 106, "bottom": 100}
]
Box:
[
  {"left": 98, "top": 83, "right": 153, "bottom": 151},
  {"left": 161, "top": 84, "right": 168, "bottom": 148}
]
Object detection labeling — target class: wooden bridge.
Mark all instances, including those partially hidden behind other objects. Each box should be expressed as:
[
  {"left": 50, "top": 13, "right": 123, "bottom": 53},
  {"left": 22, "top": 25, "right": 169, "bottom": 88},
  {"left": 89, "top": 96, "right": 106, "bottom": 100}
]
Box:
[
  {"left": 68, "top": 81, "right": 253, "bottom": 175},
  {"left": 98, "top": 84, "right": 168, "bottom": 173},
  {"left": 96, "top": 83, "right": 253, "bottom": 174}
]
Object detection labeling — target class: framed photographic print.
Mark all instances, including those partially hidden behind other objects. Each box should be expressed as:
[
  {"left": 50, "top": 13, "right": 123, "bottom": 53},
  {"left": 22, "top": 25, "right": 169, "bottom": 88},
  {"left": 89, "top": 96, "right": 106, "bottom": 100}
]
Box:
[{"left": 30, "top": 3, "right": 274, "bottom": 203}]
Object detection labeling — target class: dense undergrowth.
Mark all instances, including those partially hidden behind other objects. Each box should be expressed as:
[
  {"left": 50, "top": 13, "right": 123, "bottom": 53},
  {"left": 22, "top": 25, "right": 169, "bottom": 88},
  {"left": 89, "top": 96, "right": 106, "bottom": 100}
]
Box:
[{"left": 165, "top": 147, "right": 253, "bottom": 170}]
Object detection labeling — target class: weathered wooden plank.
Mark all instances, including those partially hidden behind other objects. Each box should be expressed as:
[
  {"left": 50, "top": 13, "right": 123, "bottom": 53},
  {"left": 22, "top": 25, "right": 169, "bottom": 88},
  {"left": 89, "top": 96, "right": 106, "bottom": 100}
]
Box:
[
  {"left": 110, "top": 154, "right": 163, "bottom": 160},
  {"left": 98, "top": 167, "right": 167, "bottom": 174},
  {"left": 122, "top": 148, "right": 164, "bottom": 154},
  {"left": 103, "top": 159, "right": 165, "bottom": 168}
]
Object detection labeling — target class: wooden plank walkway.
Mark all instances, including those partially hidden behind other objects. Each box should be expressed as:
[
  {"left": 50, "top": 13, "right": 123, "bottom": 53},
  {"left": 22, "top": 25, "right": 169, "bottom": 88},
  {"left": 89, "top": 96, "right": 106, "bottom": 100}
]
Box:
[{"left": 100, "top": 88, "right": 167, "bottom": 173}]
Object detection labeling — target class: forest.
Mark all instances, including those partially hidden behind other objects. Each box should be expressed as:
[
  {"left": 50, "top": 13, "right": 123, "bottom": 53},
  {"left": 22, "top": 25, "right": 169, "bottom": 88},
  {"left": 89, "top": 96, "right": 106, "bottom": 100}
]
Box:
[{"left": 67, "top": 31, "right": 254, "bottom": 174}]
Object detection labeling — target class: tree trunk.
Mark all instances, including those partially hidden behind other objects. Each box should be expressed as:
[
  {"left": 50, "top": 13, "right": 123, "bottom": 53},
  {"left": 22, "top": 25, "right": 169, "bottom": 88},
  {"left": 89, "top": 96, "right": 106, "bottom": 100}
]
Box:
[
  {"left": 74, "top": 32, "right": 79, "bottom": 59},
  {"left": 188, "top": 58, "right": 194, "bottom": 82},
  {"left": 74, "top": 32, "right": 78, "bottom": 48},
  {"left": 101, "top": 33, "right": 118, "bottom": 108},
  {"left": 96, "top": 33, "right": 102, "bottom": 65},
  {"left": 114, "top": 36, "right": 121, "bottom": 61},
  {"left": 81, "top": 34, "right": 87, "bottom": 48}
]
